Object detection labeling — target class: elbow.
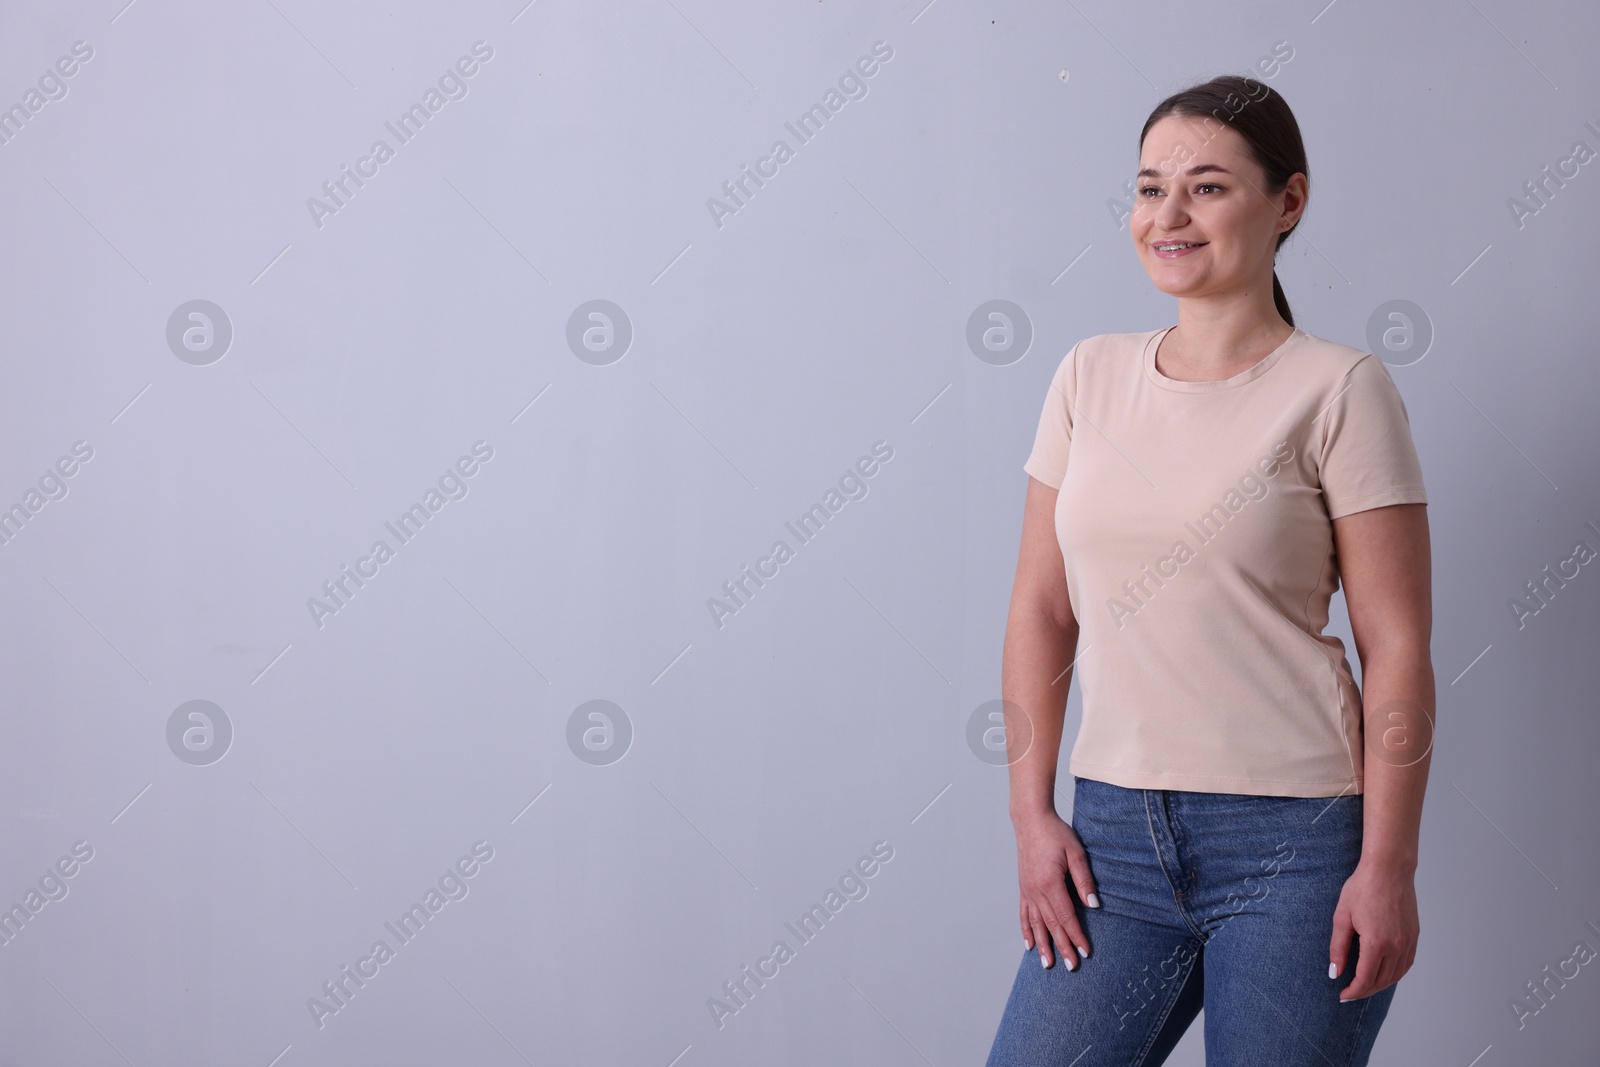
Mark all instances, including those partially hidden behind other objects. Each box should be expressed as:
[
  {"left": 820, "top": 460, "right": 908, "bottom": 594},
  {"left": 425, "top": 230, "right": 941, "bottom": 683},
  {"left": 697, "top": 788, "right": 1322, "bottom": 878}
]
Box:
[
  {"left": 1027, "top": 593, "right": 1078, "bottom": 637},
  {"left": 1353, "top": 636, "right": 1432, "bottom": 675}
]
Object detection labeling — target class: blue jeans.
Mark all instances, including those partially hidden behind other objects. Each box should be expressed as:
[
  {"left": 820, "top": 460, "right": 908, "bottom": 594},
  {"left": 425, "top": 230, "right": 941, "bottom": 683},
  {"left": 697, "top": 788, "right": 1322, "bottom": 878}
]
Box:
[{"left": 987, "top": 776, "right": 1398, "bottom": 1066}]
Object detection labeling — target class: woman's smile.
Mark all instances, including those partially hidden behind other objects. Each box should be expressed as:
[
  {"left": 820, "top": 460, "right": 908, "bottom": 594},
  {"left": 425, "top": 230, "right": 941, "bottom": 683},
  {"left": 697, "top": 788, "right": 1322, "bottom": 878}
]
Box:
[{"left": 1152, "top": 240, "right": 1208, "bottom": 259}]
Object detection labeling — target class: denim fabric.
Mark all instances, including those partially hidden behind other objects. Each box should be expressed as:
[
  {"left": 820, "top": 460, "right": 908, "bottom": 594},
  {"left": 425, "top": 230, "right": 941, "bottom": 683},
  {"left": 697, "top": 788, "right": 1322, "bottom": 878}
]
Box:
[{"left": 986, "top": 776, "right": 1397, "bottom": 1066}]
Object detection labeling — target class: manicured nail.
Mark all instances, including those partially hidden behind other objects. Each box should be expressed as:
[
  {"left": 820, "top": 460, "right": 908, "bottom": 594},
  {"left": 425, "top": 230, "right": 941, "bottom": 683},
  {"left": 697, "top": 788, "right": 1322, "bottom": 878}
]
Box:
[
  {"left": 1041, "top": 954, "right": 1050, "bottom": 968},
  {"left": 1024, "top": 938, "right": 1032, "bottom": 950},
  {"left": 1079, "top": 944, "right": 1090, "bottom": 959},
  {"left": 1086, "top": 893, "right": 1101, "bottom": 908},
  {"left": 1328, "top": 962, "right": 1339, "bottom": 979},
  {"left": 1064, "top": 955, "right": 1076, "bottom": 971}
]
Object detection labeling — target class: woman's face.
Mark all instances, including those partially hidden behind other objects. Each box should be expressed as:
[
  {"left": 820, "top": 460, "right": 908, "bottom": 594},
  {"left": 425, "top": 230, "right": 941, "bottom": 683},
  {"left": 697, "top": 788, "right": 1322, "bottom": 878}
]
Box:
[{"left": 1131, "top": 113, "right": 1303, "bottom": 303}]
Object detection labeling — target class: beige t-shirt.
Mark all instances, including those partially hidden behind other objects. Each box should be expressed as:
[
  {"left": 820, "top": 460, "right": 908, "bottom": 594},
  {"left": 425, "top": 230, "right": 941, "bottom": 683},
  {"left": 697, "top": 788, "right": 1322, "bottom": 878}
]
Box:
[{"left": 1023, "top": 326, "right": 1428, "bottom": 798}]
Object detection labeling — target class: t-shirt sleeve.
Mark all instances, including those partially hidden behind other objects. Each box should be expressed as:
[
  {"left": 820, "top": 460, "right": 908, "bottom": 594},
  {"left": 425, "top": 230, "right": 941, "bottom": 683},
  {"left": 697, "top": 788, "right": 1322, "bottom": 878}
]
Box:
[
  {"left": 1318, "top": 354, "right": 1428, "bottom": 520},
  {"left": 1022, "top": 341, "right": 1081, "bottom": 490}
]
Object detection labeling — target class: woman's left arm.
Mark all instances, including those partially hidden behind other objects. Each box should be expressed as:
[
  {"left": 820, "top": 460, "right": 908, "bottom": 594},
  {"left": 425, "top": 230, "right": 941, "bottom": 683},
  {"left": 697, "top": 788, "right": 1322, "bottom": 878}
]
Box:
[{"left": 1329, "top": 501, "right": 1435, "bottom": 1002}]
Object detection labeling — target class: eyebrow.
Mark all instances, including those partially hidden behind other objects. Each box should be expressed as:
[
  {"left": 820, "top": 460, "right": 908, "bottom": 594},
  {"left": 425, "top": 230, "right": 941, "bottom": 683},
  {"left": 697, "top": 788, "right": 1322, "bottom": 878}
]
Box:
[{"left": 1137, "top": 163, "right": 1234, "bottom": 180}]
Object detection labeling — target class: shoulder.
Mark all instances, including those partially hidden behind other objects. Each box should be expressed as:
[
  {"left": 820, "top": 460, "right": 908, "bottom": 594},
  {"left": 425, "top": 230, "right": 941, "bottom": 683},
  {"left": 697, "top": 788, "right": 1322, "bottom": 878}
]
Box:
[
  {"left": 1058, "top": 330, "right": 1157, "bottom": 376},
  {"left": 1291, "top": 330, "right": 1390, "bottom": 385},
  {"left": 1034, "top": 332, "right": 1151, "bottom": 403},
  {"left": 1074, "top": 329, "right": 1158, "bottom": 360}
]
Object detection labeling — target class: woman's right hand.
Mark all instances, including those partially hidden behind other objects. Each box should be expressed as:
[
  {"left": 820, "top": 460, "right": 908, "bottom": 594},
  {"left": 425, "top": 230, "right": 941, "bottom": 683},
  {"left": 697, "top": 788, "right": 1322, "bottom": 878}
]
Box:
[{"left": 1014, "top": 808, "right": 1100, "bottom": 969}]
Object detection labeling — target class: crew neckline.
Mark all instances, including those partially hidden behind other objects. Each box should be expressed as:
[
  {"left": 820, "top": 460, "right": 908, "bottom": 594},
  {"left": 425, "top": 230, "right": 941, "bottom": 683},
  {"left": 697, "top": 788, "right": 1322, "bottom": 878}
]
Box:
[{"left": 1143, "top": 325, "right": 1307, "bottom": 392}]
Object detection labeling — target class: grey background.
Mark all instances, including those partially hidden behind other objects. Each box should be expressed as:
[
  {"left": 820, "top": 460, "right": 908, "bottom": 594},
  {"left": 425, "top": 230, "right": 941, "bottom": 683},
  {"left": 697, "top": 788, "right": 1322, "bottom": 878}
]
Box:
[{"left": 1, "top": 0, "right": 1597, "bottom": 1064}]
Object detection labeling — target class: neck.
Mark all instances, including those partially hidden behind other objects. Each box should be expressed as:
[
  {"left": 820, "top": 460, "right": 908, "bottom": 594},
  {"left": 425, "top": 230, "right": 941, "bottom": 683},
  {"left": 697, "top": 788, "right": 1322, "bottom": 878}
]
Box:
[{"left": 1162, "top": 297, "right": 1293, "bottom": 378}]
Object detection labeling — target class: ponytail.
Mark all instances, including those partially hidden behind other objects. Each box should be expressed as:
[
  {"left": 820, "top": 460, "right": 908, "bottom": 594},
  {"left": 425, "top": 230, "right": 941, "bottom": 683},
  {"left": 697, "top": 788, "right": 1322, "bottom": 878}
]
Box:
[{"left": 1271, "top": 269, "right": 1293, "bottom": 328}]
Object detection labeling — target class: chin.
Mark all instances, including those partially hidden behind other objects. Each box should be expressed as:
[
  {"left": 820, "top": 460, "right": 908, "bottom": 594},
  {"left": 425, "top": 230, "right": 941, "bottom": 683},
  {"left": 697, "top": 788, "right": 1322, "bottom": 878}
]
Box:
[{"left": 1146, "top": 275, "right": 1197, "bottom": 297}]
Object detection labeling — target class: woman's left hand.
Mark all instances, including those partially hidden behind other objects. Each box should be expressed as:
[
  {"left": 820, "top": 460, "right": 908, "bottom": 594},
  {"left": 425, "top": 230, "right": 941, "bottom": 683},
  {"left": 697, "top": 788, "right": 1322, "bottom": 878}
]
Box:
[{"left": 1329, "top": 858, "right": 1419, "bottom": 1001}]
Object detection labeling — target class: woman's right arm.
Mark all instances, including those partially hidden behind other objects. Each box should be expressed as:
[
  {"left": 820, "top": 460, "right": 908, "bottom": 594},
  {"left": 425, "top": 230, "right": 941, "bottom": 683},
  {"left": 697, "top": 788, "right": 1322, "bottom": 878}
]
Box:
[{"left": 1003, "top": 474, "right": 1100, "bottom": 969}]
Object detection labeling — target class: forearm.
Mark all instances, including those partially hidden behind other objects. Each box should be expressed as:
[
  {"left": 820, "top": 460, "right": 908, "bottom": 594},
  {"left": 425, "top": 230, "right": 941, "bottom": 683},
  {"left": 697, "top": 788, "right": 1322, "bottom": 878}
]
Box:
[
  {"left": 1002, "top": 600, "right": 1079, "bottom": 823},
  {"left": 1357, "top": 646, "right": 1436, "bottom": 872}
]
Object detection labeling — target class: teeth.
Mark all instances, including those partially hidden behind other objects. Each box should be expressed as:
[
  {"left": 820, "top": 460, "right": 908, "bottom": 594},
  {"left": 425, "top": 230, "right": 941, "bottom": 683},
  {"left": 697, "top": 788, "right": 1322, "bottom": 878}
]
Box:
[{"left": 1157, "top": 242, "right": 1198, "bottom": 251}]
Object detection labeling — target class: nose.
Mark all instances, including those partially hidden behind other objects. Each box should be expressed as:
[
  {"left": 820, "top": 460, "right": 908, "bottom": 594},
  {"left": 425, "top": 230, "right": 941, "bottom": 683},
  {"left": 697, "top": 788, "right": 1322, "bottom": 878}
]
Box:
[{"left": 1154, "top": 190, "right": 1189, "bottom": 229}]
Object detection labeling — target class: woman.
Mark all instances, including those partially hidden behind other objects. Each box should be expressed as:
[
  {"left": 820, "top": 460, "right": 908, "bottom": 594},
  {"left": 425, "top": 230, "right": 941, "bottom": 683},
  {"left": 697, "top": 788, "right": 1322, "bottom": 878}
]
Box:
[{"left": 985, "top": 75, "right": 1433, "bottom": 1066}]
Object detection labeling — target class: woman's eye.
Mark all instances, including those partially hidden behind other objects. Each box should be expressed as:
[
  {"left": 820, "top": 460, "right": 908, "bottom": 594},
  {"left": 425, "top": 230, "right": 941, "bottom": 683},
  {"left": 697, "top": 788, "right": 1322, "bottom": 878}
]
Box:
[{"left": 1137, "top": 183, "right": 1221, "bottom": 198}]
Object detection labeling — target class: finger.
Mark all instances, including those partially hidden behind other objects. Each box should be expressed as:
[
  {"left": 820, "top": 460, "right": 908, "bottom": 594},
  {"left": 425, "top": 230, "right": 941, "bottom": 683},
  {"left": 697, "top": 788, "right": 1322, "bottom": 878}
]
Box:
[
  {"left": 1340, "top": 938, "right": 1384, "bottom": 1001},
  {"left": 1371, "top": 948, "right": 1401, "bottom": 996},
  {"left": 1026, "top": 903, "right": 1053, "bottom": 968},
  {"left": 1361, "top": 953, "right": 1397, "bottom": 1000},
  {"left": 1028, "top": 897, "right": 1058, "bottom": 969},
  {"left": 1022, "top": 896, "right": 1049, "bottom": 955},
  {"left": 1040, "top": 892, "right": 1084, "bottom": 970},
  {"left": 1046, "top": 882, "right": 1092, "bottom": 962},
  {"left": 1020, "top": 897, "right": 1032, "bottom": 951},
  {"left": 1350, "top": 952, "right": 1390, "bottom": 1000},
  {"left": 1063, "top": 849, "right": 1102, "bottom": 910},
  {"left": 1328, "top": 907, "right": 1354, "bottom": 983}
]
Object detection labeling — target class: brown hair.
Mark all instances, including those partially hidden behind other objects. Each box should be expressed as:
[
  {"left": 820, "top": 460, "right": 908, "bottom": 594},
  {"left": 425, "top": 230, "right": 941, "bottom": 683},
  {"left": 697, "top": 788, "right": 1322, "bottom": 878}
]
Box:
[{"left": 1139, "top": 75, "right": 1308, "bottom": 327}]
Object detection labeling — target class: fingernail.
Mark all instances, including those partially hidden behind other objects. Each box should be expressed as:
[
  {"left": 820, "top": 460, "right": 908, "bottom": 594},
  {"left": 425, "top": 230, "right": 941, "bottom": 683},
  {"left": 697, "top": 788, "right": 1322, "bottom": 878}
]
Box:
[
  {"left": 1328, "top": 962, "right": 1339, "bottom": 979},
  {"left": 1065, "top": 955, "right": 1076, "bottom": 971},
  {"left": 1087, "top": 893, "right": 1101, "bottom": 908},
  {"left": 1024, "top": 938, "right": 1032, "bottom": 950},
  {"left": 1041, "top": 954, "right": 1050, "bottom": 968},
  {"left": 1079, "top": 944, "right": 1090, "bottom": 959}
]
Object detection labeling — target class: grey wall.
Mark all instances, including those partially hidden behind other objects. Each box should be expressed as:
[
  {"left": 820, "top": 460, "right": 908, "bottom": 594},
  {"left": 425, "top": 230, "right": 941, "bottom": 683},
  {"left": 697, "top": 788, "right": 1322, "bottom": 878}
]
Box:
[{"left": 1, "top": 1, "right": 1596, "bottom": 1064}]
